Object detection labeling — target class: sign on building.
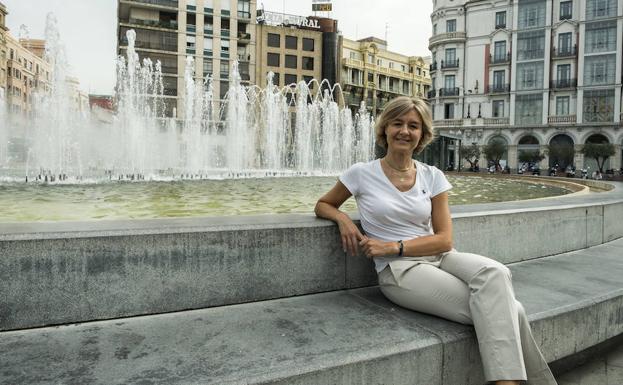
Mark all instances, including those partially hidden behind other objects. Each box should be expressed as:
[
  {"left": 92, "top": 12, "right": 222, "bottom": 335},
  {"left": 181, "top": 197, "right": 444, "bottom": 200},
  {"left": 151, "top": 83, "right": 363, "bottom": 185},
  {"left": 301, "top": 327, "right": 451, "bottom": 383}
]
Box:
[{"left": 312, "top": 3, "right": 332, "bottom": 11}]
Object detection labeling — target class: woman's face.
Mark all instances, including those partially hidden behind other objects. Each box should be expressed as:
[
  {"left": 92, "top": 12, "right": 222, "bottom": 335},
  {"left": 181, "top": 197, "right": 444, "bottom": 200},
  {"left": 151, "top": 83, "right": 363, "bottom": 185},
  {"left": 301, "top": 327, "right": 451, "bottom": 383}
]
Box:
[{"left": 384, "top": 109, "right": 422, "bottom": 154}]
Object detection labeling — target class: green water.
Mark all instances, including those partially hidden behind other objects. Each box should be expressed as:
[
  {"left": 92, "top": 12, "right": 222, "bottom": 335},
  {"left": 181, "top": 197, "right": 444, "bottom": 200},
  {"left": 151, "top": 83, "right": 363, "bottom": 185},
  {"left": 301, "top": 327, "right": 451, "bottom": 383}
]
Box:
[{"left": 0, "top": 176, "right": 570, "bottom": 222}]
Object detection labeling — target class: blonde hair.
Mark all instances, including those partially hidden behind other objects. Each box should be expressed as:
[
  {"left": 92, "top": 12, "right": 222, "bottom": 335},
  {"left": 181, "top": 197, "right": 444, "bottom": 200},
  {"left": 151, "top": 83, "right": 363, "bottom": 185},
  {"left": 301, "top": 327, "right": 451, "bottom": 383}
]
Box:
[{"left": 374, "top": 96, "right": 434, "bottom": 154}]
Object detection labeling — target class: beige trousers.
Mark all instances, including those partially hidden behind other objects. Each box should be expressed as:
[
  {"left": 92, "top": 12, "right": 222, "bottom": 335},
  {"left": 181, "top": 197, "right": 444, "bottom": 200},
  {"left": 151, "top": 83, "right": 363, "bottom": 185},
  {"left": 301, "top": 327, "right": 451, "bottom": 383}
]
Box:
[{"left": 377, "top": 250, "right": 557, "bottom": 384}]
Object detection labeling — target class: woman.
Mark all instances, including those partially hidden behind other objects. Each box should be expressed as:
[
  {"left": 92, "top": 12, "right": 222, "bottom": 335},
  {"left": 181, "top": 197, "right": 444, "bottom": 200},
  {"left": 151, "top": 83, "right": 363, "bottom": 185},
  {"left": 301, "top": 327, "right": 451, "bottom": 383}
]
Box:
[{"left": 315, "top": 96, "right": 557, "bottom": 385}]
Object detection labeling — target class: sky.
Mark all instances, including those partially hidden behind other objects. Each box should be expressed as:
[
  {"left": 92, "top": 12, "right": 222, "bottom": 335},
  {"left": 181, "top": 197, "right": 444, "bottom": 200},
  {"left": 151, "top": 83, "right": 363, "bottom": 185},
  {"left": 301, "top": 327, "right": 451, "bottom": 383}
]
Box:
[{"left": 3, "top": 0, "right": 432, "bottom": 95}]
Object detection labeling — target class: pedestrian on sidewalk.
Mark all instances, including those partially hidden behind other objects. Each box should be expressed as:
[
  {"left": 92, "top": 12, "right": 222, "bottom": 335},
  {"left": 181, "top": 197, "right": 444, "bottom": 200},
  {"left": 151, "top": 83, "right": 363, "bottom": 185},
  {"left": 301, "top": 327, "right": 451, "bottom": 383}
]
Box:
[{"left": 315, "top": 96, "right": 557, "bottom": 385}]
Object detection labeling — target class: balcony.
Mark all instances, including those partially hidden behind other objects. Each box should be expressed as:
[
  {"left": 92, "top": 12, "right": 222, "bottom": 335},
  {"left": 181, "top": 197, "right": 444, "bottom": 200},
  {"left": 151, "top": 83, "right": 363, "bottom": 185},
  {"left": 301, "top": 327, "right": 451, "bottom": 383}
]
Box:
[
  {"left": 439, "top": 87, "right": 460, "bottom": 97},
  {"left": 186, "top": 24, "right": 196, "bottom": 33},
  {"left": 495, "top": 22, "right": 506, "bottom": 29},
  {"left": 124, "top": 0, "right": 178, "bottom": 9},
  {"left": 186, "top": 48, "right": 196, "bottom": 55},
  {"left": 237, "top": 11, "right": 251, "bottom": 20},
  {"left": 221, "top": 52, "right": 230, "bottom": 59},
  {"left": 204, "top": 27, "right": 213, "bottom": 35},
  {"left": 441, "top": 59, "right": 459, "bottom": 69},
  {"left": 428, "top": 32, "right": 467, "bottom": 48},
  {"left": 434, "top": 119, "right": 463, "bottom": 127},
  {"left": 489, "top": 53, "right": 511, "bottom": 65},
  {"left": 560, "top": 12, "right": 572, "bottom": 20},
  {"left": 203, "top": 49, "right": 213, "bottom": 57},
  {"left": 119, "top": 18, "right": 178, "bottom": 30},
  {"left": 238, "top": 32, "right": 251, "bottom": 42},
  {"left": 552, "top": 45, "right": 577, "bottom": 58},
  {"left": 486, "top": 83, "right": 510, "bottom": 94},
  {"left": 429, "top": 62, "right": 438, "bottom": 72},
  {"left": 427, "top": 89, "right": 436, "bottom": 99},
  {"left": 483, "top": 117, "right": 509, "bottom": 125},
  {"left": 221, "top": 29, "right": 230, "bottom": 38},
  {"left": 237, "top": 53, "right": 250, "bottom": 61},
  {"left": 550, "top": 78, "right": 577, "bottom": 89},
  {"left": 548, "top": 115, "right": 576, "bottom": 124}
]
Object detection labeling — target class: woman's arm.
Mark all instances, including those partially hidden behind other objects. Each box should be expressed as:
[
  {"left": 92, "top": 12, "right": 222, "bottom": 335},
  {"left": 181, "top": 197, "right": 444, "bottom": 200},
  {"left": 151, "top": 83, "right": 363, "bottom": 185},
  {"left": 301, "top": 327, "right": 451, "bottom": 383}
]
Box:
[
  {"left": 359, "top": 192, "right": 453, "bottom": 258},
  {"left": 315, "top": 181, "right": 365, "bottom": 256}
]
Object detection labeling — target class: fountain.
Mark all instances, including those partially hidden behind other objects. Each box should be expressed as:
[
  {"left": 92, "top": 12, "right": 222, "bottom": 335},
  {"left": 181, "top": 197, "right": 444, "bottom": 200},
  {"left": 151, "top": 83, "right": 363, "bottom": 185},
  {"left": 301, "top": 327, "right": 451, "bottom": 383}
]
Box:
[
  {"left": 0, "top": 22, "right": 375, "bottom": 182},
  {"left": 0, "top": 18, "right": 575, "bottom": 222}
]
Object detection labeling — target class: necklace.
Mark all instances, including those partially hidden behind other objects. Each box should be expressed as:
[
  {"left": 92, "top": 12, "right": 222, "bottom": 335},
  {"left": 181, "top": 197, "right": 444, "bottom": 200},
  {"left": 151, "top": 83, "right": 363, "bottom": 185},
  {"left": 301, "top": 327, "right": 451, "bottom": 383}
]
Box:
[{"left": 384, "top": 158, "right": 415, "bottom": 182}]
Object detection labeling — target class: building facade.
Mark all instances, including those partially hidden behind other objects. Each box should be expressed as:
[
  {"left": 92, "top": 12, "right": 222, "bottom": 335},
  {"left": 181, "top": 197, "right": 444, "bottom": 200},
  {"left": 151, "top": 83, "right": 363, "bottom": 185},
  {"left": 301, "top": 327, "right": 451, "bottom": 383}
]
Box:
[
  {"left": 0, "top": 2, "right": 8, "bottom": 100},
  {"left": 339, "top": 36, "right": 432, "bottom": 116},
  {"left": 117, "top": 0, "right": 257, "bottom": 117},
  {"left": 4, "top": 36, "right": 52, "bottom": 115},
  {"left": 255, "top": 11, "right": 335, "bottom": 96},
  {"left": 429, "top": 0, "right": 623, "bottom": 172}
]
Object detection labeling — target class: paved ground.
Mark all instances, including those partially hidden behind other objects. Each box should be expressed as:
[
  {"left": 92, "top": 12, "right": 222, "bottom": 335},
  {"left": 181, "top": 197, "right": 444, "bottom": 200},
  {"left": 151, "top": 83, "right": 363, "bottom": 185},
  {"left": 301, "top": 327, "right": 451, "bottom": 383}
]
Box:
[{"left": 556, "top": 343, "right": 623, "bottom": 385}]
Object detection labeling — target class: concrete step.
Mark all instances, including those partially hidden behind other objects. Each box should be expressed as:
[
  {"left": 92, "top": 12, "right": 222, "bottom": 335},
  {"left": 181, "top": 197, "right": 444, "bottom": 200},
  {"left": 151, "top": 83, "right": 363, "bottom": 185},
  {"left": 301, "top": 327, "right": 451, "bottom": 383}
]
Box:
[{"left": 1, "top": 238, "right": 622, "bottom": 385}]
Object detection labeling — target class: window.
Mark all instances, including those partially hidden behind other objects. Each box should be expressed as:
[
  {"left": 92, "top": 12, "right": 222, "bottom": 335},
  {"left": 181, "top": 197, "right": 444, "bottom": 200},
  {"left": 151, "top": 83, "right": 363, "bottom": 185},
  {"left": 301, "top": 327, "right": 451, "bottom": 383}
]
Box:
[
  {"left": 493, "top": 70, "right": 505, "bottom": 88},
  {"left": 368, "top": 72, "right": 374, "bottom": 82},
  {"left": 583, "top": 89, "right": 614, "bottom": 122},
  {"left": 221, "top": 18, "right": 230, "bottom": 36},
  {"left": 556, "top": 96, "right": 570, "bottom": 116},
  {"left": 446, "top": 19, "right": 456, "bottom": 33},
  {"left": 302, "top": 38, "right": 314, "bottom": 51},
  {"left": 557, "top": 32, "right": 572, "bottom": 54},
  {"left": 285, "top": 35, "right": 297, "bottom": 50},
  {"left": 377, "top": 59, "right": 382, "bottom": 66},
  {"left": 585, "top": 21, "right": 617, "bottom": 53},
  {"left": 270, "top": 72, "right": 280, "bottom": 86},
  {"left": 221, "top": 39, "right": 230, "bottom": 58},
  {"left": 285, "top": 74, "right": 297, "bottom": 86},
  {"left": 285, "top": 54, "right": 297, "bottom": 69},
  {"left": 219, "top": 80, "right": 228, "bottom": 99},
  {"left": 203, "top": 59, "right": 213, "bottom": 76},
  {"left": 267, "top": 52, "right": 279, "bottom": 67},
  {"left": 586, "top": 0, "right": 617, "bottom": 19},
  {"left": 186, "top": 35, "right": 196, "bottom": 53},
  {"left": 518, "top": 1, "right": 545, "bottom": 28},
  {"left": 583, "top": 54, "right": 616, "bottom": 85},
  {"left": 303, "top": 75, "right": 314, "bottom": 89},
  {"left": 302, "top": 57, "right": 314, "bottom": 70},
  {"left": 389, "top": 62, "right": 394, "bottom": 69},
  {"left": 493, "top": 100, "right": 504, "bottom": 117},
  {"left": 367, "top": 54, "right": 374, "bottom": 64},
  {"left": 517, "top": 62, "right": 543, "bottom": 90},
  {"left": 237, "top": 0, "right": 250, "bottom": 18},
  {"left": 444, "top": 103, "right": 454, "bottom": 119},
  {"left": 560, "top": 1, "right": 572, "bottom": 19},
  {"left": 495, "top": 11, "right": 506, "bottom": 28},
  {"left": 220, "top": 61, "right": 229, "bottom": 79},
  {"left": 204, "top": 16, "right": 214, "bottom": 34},
  {"left": 444, "top": 75, "right": 455, "bottom": 89},
  {"left": 515, "top": 93, "right": 542, "bottom": 125},
  {"left": 493, "top": 41, "right": 507, "bottom": 61},
  {"left": 349, "top": 51, "right": 357, "bottom": 60},
  {"left": 267, "top": 33, "right": 280, "bottom": 47},
  {"left": 444, "top": 48, "right": 456, "bottom": 64},
  {"left": 557, "top": 64, "right": 571, "bottom": 83},
  {"left": 203, "top": 37, "right": 213, "bottom": 55},
  {"left": 204, "top": 0, "right": 213, "bottom": 12},
  {"left": 433, "top": 24, "right": 437, "bottom": 35},
  {"left": 517, "top": 30, "right": 545, "bottom": 60}
]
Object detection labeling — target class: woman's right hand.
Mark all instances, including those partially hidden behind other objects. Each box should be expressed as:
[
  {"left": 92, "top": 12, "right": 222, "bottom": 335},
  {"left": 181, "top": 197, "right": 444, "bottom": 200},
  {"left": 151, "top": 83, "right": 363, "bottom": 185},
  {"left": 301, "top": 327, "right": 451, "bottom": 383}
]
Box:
[{"left": 337, "top": 214, "right": 365, "bottom": 256}]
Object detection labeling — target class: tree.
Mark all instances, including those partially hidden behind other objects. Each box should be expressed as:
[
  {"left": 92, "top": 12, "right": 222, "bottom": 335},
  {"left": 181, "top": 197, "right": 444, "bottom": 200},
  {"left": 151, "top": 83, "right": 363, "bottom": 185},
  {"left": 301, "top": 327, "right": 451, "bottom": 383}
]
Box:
[
  {"left": 460, "top": 144, "right": 480, "bottom": 170},
  {"left": 581, "top": 143, "right": 615, "bottom": 173},
  {"left": 518, "top": 150, "right": 545, "bottom": 165},
  {"left": 483, "top": 141, "right": 507, "bottom": 170}
]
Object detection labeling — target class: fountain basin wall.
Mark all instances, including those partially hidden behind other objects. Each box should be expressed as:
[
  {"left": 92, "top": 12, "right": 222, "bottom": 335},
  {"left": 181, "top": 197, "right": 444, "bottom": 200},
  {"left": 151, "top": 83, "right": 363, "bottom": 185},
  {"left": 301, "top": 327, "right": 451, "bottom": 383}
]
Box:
[{"left": 1, "top": 180, "right": 622, "bottom": 331}]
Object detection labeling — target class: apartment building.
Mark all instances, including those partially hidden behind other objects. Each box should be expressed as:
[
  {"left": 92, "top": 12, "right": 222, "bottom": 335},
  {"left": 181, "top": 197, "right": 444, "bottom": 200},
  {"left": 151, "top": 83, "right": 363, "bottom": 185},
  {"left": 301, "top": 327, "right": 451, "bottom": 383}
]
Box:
[
  {"left": 117, "top": 0, "right": 257, "bottom": 117},
  {"left": 339, "top": 36, "right": 432, "bottom": 116},
  {"left": 4, "top": 36, "right": 52, "bottom": 115},
  {"left": 0, "top": 2, "right": 8, "bottom": 99},
  {"left": 429, "top": 0, "right": 623, "bottom": 171},
  {"left": 255, "top": 11, "right": 337, "bottom": 97}
]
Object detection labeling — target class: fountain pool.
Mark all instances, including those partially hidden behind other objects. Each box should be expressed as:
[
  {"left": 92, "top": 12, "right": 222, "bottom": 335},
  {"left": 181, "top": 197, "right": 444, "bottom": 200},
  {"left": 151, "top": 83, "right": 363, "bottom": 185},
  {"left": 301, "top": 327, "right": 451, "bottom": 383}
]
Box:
[{"left": 0, "top": 175, "right": 572, "bottom": 222}]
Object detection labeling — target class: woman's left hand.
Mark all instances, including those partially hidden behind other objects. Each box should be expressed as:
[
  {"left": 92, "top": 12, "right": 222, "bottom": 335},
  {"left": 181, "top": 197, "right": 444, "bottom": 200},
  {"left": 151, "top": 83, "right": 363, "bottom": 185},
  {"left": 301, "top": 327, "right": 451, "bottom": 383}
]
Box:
[{"left": 359, "top": 237, "right": 398, "bottom": 259}]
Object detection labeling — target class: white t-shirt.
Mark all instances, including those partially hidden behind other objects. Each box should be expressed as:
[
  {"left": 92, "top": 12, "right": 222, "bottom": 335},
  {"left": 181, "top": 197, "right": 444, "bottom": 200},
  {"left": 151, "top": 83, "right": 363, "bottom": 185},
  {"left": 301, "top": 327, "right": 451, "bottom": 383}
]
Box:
[{"left": 339, "top": 159, "right": 453, "bottom": 273}]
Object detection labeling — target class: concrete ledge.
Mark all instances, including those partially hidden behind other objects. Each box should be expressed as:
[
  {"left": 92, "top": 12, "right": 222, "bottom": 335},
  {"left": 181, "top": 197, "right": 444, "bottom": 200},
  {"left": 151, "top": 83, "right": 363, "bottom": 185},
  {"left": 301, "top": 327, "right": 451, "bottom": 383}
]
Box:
[
  {"left": 1, "top": 238, "right": 622, "bottom": 385},
  {"left": 1, "top": 182, "right": 622, "bottom": 331}
]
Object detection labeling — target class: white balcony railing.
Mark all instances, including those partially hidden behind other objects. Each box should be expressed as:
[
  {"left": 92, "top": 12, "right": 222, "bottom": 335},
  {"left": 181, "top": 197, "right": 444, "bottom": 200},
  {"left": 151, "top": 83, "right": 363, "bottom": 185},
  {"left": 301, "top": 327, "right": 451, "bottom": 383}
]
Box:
[
  {"left": 434, "top": 119, "right": 464, "bottom": 127},
  {"left": 548, "top": 115, "right": 576, "bottom": 124}
]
